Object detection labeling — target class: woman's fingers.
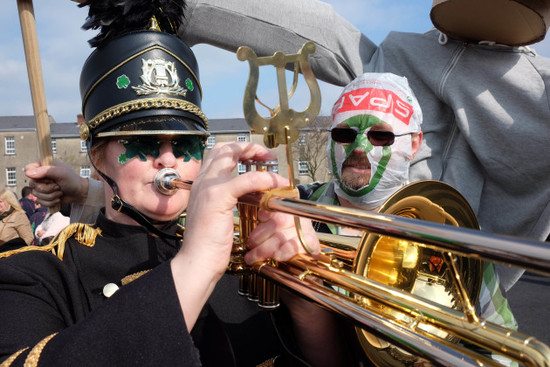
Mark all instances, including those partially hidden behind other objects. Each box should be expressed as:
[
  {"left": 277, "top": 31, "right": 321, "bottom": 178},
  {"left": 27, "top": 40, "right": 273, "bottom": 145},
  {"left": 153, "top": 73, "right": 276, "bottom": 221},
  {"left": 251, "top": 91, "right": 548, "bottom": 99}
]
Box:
[
  {"left": 244, "top": 214, "right": 320, "bottom": 264},
  {"left": 181, "top": 142, "right": 291, "bottom": 273}
]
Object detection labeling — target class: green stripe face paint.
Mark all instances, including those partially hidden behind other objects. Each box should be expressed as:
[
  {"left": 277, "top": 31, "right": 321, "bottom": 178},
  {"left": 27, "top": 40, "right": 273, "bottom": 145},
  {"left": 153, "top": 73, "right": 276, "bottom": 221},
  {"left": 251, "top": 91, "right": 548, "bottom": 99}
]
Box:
[
  {"left": 327, "top": 73, "right": 422, "bottom": 210},
  {"left": 330, "top": 115, "right": 392, "bottom": 197}
]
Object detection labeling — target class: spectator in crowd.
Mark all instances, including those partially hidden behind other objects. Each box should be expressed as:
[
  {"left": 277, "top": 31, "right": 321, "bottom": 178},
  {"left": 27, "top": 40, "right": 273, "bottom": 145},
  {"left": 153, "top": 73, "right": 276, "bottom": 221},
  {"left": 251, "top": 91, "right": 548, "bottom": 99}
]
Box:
[
  {"left": 29, "top": 202, "right": 48, "bottom": 245},
  {"left": 298, "top": 72, "right": 516, "bottom": 366},
  {"left": 18, "top": 186, "right": 36, "bottom": 219},
  {"left": 0, "top": 189, "right": 33, "bottom": 246}
]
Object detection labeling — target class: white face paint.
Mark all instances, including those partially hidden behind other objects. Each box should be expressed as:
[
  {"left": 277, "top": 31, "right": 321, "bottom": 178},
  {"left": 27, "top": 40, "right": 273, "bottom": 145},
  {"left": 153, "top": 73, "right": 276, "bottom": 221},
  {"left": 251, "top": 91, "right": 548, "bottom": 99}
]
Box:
[
  {"left": 327, "top": 73, "right": 422, "bottom": 210},
  {"left": 328, "top": 118, "right": 413, "bottom": 210}
]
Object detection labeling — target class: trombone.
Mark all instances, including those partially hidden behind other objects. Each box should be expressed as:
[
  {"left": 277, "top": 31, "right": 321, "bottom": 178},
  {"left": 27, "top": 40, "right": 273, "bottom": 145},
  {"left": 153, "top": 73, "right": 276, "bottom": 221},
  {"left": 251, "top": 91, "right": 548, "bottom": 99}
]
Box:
[
  {"left": 232, "top": 42, "right": 550, "bottom": 366},
  {"left": 157, "top": 165, "right": 550, "bottom": 366},
  {"left": 235, "top": 180, "right": 550, "bottom": 367}
]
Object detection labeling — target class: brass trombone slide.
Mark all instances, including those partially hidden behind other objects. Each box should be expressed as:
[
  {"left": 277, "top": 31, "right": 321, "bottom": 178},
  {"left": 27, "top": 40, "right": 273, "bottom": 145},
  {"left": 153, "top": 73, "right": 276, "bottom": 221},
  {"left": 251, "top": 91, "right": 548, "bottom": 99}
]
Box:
[{"left": 241, "top": 191, "right": 550, "bottom": 276}]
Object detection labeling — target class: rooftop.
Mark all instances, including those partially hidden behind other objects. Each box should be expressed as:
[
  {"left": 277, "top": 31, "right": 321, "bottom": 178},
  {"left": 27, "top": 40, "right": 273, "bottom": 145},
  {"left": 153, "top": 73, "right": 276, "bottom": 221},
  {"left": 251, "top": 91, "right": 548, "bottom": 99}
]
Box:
[{"left": 0, "top": 115, "right": 331, "bottom": 136}]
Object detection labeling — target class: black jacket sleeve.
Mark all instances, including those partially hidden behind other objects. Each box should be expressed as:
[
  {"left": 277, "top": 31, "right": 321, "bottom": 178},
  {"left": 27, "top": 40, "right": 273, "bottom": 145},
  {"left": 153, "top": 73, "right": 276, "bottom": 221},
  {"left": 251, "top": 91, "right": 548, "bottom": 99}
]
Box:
[{"left": 0, "top": 255, "right": 201, "bottom": 366}]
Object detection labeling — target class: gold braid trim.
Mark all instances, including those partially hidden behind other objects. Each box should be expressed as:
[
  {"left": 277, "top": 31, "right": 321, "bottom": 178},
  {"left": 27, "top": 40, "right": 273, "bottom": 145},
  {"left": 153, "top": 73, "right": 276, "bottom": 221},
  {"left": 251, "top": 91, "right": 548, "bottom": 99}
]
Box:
[
  {"left": 0, "top": 223, "right": 101, "bottom": 261},
  {"left": 85, "top": 97, "right": 209, "bottom": 137},
  {"left": 0, "top": 347, "right": 29, "bottom": 367},
  {"left": 121, "top": 270, "right": 151, "bottom": 286},
  {"left": 0, "top": 246, "right": 54, "bottom": 260},
  {"left": 24, "top": 332, "right": 58, "bottom": 367},
  {"left": 47, "top": 223, "right": 102, "bottom": 260},
  {"left": 256, "top": 356, "right": 279, "bottom": 367}
]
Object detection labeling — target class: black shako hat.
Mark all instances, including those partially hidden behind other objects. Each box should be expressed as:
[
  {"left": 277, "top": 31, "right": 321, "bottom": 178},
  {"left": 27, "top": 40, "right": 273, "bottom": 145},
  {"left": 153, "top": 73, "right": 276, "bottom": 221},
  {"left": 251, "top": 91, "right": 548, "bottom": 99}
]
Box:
[{"left": 79, "top": 29, "right": 208, "bottom": 141}]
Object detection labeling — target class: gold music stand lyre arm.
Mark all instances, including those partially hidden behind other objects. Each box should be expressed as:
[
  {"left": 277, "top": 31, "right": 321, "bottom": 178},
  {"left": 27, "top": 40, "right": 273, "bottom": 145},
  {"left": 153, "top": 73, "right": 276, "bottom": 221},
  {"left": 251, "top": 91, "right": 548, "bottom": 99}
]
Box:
[{"left": 237, "top": 41, "right": 322, "bottom": 255}]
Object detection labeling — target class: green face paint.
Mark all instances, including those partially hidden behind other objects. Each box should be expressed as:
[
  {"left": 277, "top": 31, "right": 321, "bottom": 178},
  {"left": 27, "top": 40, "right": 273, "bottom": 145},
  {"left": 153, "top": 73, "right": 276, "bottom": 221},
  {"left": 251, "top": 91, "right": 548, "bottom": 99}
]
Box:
[
  {"left": 117, "top": 135, "right": 205, "bottom": 164},
  {"left": 330, "top": 114, "right": 392, "bottom": 197}
]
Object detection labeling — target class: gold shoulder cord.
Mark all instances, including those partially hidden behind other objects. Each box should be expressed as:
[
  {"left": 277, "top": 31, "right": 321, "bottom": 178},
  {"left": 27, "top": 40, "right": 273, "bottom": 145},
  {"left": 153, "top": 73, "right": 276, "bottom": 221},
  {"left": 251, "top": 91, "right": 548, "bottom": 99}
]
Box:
[
  {"left": 24, "top": 333, "right": 58, "bottom": 367},
  {"left": 0, "top": 223, "right": 101, "bottom": 261},
  {"left": 0, "top": 224, "right": 101, "bottom": 365}
]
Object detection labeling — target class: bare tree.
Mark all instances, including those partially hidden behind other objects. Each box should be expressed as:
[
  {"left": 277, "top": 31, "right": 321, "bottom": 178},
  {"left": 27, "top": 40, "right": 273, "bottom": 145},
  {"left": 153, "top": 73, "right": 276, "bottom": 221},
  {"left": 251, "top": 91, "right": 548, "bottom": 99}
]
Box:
[{"left": 292, "top": 116, "right": 332, "bottom": 182}]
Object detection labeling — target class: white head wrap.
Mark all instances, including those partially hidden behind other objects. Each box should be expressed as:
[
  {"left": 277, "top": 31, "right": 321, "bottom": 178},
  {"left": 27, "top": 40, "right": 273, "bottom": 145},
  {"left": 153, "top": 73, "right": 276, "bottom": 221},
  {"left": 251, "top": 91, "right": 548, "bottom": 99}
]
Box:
[{"left": 327, "top": 73, "right": 423, "bottom": 210}]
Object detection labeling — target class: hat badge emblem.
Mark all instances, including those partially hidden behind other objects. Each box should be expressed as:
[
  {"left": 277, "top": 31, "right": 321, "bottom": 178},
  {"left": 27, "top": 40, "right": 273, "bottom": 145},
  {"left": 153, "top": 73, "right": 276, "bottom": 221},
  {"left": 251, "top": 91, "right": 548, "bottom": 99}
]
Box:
[{"left": 132, "top": 58, "right": 188, "bottom": 97}]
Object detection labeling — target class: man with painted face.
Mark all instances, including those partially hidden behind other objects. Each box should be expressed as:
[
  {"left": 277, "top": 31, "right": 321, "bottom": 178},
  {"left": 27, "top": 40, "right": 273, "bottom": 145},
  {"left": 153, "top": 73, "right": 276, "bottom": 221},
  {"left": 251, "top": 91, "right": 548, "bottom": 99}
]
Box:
[
  {"left": 298, "top": 72, "right": 517, "bottom": 366},
  {"left": 299, "top": 73, "right": 423, "bottom": 224}
]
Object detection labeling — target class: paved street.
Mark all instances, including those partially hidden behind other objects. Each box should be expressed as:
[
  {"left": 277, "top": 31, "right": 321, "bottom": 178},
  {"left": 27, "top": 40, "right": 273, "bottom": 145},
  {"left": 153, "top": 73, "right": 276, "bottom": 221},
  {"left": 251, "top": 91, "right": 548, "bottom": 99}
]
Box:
[{"left": 507, "top": 271, "right": 550, "bottom": 346}]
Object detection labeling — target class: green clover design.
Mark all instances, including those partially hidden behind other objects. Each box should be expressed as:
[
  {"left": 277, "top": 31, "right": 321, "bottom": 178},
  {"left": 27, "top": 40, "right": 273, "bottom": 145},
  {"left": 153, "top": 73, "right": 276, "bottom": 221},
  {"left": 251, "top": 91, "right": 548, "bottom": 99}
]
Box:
[
  {"left": 118, "top": 153, "right": 128, "bottom": 165},
  {"left": 116, "top": 75, "right": 130, "bottom": 89},
  {"left": 185, "top": 78, "right": 194, "bottom": 91}
]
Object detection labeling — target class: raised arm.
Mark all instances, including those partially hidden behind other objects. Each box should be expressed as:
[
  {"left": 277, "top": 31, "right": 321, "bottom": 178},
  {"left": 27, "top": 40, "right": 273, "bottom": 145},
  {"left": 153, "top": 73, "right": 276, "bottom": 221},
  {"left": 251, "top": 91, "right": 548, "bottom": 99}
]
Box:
[{"left": 181, "top": 0, "right": 379, "bottom": 86}]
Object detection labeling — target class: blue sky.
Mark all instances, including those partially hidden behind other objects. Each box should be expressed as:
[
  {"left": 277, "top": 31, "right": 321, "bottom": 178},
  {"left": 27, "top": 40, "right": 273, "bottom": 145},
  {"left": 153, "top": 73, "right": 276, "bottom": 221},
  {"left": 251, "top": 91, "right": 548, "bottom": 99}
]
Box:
[{"left": 2, "top": 0, "right": 550, "bottom": 123}]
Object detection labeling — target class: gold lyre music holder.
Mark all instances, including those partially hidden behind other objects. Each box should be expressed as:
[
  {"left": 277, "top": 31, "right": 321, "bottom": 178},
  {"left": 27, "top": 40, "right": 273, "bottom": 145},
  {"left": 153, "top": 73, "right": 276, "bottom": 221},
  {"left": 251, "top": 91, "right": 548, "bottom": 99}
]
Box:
[
  {"left": 230, "top": 41, "right": 321, "bottom": 308},
  {"left": 237, "top": 41, "right": 321, "bottom": 181}
]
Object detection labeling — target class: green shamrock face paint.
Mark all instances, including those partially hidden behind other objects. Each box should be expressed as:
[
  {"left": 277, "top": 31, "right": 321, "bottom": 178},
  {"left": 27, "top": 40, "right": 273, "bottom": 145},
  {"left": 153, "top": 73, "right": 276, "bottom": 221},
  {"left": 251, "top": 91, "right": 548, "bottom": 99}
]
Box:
[{"left": 117, "top": 135, "right": 205, "bottom": 164}]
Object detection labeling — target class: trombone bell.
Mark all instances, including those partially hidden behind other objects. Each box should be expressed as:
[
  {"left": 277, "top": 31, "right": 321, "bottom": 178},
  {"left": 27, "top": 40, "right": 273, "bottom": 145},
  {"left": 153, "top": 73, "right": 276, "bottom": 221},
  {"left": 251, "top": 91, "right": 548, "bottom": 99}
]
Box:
[{"left": 353, "top": 181, "right": 483, "bottom": 366}]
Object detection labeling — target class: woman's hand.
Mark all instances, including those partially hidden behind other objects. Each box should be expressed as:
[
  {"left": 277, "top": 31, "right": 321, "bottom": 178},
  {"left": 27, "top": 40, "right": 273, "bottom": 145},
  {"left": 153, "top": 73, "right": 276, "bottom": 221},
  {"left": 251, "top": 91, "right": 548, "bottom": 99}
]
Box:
[
  {"left": 245, "top": 211, "right": 320, "bottom": 264},
  {"left": 25, "top": 160, "right": 89, "bottom": 207},
  {"left": 181, "top": 142, "right": 288, "bottom": 273},
  {"left": 170, "top": 142, "right": 289, "bottom": 329}
]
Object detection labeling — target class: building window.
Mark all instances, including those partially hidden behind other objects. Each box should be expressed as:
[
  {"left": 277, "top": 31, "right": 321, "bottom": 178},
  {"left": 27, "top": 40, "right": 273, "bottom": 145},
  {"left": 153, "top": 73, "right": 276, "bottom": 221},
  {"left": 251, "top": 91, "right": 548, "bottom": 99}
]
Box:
[
  {"left": 298, "top": 133, "right": 306, "bottom": 146},
  {"left": 298, "top": 160, "right": 308, "bottom": 176},
  {"left": 237, "top": 162, "right": 246, "bottom": 175},
  {"left": 5, "top": 136, "right": 15, "bottom": 155},
  {"left": 80, "top": 166, "right": 91, "bottom": 178},
  {"left": 51, "top": 138, "right": 57, "bottom": 154},
  {"left": 6, "top": 167, "right": 16, "bottom": 186},
  {"left": 81, "top": 140, "right": 87, "bottom": 152},
  {"left": 237, "top": 134, "right": 247, "bottom": 142},
  {"left": 207, "top": 136, "right": 216, "bottom": 149}
]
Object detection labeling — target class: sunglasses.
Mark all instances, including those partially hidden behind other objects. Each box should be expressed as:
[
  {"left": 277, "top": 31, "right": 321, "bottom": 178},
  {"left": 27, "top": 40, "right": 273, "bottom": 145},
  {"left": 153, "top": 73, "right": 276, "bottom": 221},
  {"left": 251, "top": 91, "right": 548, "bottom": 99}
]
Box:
[
  {"left": 330, "top": 127, "right": 410, "bottom": 146},
  {"left": 117, "top": 135, "right": 205, "bottom": 162}
]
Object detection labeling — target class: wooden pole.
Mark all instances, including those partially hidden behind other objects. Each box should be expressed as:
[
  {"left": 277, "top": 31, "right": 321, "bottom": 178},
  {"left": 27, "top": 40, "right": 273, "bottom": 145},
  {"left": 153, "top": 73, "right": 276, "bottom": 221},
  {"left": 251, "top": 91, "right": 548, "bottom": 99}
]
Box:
[{"left": 17, "top": 0, "right": 59, "bottom": 212}]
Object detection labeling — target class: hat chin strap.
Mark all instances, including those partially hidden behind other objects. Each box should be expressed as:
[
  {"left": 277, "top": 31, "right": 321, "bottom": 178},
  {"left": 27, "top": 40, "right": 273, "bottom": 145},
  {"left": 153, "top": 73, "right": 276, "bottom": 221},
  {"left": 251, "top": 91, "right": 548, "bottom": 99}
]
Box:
[{"left": 86, "top": 139, "right": 180, "bottom": 241}]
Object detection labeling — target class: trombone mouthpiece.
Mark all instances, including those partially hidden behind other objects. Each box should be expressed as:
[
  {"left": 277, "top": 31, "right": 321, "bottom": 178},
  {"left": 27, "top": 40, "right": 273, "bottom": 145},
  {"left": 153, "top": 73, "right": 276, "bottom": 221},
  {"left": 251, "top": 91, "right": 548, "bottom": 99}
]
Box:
[{"left": 154, "top": 168, "right": 193, "bottom": 195}]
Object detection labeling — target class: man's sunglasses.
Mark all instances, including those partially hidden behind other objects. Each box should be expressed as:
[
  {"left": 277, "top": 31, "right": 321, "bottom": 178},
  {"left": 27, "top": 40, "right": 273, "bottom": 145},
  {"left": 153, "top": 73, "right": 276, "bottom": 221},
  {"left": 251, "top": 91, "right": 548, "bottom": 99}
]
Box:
[{"left": 330, "top": 127, "right": 409, "bottom": 146}]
